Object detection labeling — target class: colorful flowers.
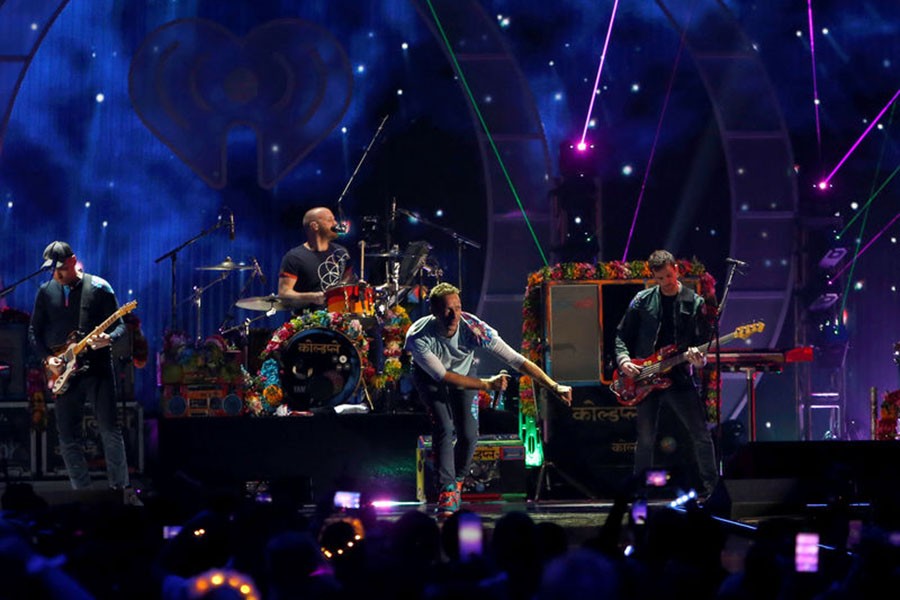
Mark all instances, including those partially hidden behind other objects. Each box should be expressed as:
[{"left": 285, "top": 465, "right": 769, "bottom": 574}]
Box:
[
  {"left": 519, "top": 259, "right": 715, "bottom": 418},
  {"left": 876, "top": 389, "right": 900, "bottom": 440},
  {"left": 244, "top": 307, "right": 413, "bottom": 415}
]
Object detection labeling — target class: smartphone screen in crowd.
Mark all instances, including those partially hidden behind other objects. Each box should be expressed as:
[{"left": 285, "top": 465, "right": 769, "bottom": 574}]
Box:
[
  {"left": 458, "top": 512, "right": 483, "bottom": 560},
  {"left": 795, "top": 532, "right": 819, "bottom": 573}
]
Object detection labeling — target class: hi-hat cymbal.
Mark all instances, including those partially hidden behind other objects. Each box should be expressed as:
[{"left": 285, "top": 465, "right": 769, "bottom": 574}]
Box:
[
  {"left": 196, "top": 257, "right": 254, "bottom": 271},
  {"left": 235, "top": 295, "right": 292, "bottom": 312}
]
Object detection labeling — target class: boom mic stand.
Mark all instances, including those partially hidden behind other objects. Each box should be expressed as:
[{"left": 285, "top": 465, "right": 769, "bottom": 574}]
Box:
[
  {"left": 709, "top": 260, "right": 743, "bottom": 475},
  {"left": 0, "top": 265, "right": 52, "bottom": 299},
  {"left": 154, "top": 214, "right": 231, "bottom": 331}
]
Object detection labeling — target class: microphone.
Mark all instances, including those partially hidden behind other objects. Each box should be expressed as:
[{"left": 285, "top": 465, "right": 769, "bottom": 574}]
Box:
[
  {"left": 725, "top": 257, "right": 748, "bottom": 268},
  {"left": 228, "top": 211, "right": 235, "bottom": 241},
  {"left": 491, "top": 369, "right": 509, "bottom": 410},
  {"left": 251, "top": 257, "right": 266, "bottom": 284},
  {"left": 331, "top": 223, "right": 347, "bottom": 234}
]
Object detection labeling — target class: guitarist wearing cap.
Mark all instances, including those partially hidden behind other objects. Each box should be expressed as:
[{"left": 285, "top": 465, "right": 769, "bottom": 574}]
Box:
[
  {"left": 28, "top": 241, "right": 139, "bottom": 503},
  {"left": 614, "top": 249, "right": 719, "bottom": 500}
]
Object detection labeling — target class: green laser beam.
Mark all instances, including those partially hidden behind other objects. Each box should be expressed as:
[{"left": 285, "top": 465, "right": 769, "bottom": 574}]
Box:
[
  {"left": 838, "top": 102, "right": 896, "bottom": 316},
  {"left": 424, "top": 0, "right": 548, "bottom": 266}
]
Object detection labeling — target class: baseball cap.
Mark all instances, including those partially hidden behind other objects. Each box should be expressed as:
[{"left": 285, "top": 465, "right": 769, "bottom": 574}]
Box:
[{"left": 41, "top": 241, "right": 75, "bottom": 269}]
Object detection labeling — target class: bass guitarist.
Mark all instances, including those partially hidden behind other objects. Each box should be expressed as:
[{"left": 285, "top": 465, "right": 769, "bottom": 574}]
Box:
[
  {"left": 28, "top": 241, "right": 139, "bottom": 504},
  {"left": 613, "top": 249, "right": 719, "bottom": 500}
]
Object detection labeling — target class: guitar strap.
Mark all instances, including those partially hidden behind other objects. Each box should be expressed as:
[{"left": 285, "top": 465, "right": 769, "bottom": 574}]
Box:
[{"left": 78, "top": 273, "right": 94, "bottom": 337}]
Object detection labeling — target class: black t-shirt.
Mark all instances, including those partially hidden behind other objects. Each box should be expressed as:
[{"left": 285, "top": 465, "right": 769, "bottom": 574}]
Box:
[
  {"left": 656, "top": 293, "right": 676, "bottom": 349},
  {"left": 657, "top": 292, "right": 694, "bottom": 390},
  {"left": 279, "top": 243, "right": 352, "bottom": 294}
]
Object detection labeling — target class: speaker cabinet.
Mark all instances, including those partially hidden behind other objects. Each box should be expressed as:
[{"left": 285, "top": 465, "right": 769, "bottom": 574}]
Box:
[{"left": 0, "top": 324, "right": 28, "bottom": 401}]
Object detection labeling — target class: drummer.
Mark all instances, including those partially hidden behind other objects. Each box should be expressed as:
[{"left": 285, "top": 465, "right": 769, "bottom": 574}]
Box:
[{"left": 278, "top": 207, "right": 356, "bottom": 313}]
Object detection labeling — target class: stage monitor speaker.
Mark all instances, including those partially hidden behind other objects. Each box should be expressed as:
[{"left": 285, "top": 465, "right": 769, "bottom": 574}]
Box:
[
  {"left": 543, "top": 281, "right": 649, "bottom": 384},
  {"left": 545, "top": 283, "right": 602, "bottom": 383},
  {"left": 706, "top": 477, "right": 805, "bottom": 520}
]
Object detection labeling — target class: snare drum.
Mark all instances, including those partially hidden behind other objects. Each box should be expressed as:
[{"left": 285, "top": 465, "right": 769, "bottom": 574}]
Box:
[
  {"left": 324, "top": 284, "right": 375, "bottom": 316},
  {"left": 279, "top": 327, "right": 361, "bottom": 410}
]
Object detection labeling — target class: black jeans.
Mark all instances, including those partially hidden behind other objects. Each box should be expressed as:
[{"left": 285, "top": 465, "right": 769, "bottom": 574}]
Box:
[
  {"left": 413, "top": 368, "right": 479, "bottom": 490},
  {"left": 634, "top": 386, "right": 719, "bottom": 495}
]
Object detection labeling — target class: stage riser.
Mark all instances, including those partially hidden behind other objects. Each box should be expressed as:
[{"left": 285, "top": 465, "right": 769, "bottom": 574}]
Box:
[
  {"left": 155, "top": 413, "right": 429, "bottom": 505},
  {"left": 711, "top": 441, "right": 900, "bottom": 519}
]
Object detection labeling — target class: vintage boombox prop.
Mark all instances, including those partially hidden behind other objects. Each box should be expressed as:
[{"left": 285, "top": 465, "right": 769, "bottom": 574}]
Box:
[
  {"left": 158, "top": 348, "right": 244, "bottom": 417},
  {"left": 416, "top": 433, "right": 527, "bottom": 502},
  {"left": 159, "top": 383, "right": 243, "bottom": 418}
]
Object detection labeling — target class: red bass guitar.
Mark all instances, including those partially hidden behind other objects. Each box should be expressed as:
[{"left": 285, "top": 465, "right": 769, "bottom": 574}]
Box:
[{"left": 609, "top": 321, "right": 765, "bottom": 407}]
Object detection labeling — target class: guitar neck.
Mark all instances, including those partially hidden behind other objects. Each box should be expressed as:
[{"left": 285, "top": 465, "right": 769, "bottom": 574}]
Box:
[
  {"left": 70, "top": 302, "right": 136, "bottom": 356},
  {"left": 656, "top": 331, "right": 739, "bottom": 373}
]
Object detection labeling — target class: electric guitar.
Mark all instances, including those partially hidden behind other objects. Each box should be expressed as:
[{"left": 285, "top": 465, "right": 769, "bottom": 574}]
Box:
[
  {"left": 45, "top": 300, "right": 138, "bottom": 395},
  {"left": 609, "top": 321, "right": 765, "bottom": 407}
]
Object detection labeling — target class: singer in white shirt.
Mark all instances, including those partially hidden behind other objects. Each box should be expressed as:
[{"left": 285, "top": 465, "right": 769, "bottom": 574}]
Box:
[{"left": 404, "top": 282, "right": 571, "bottom": 515}]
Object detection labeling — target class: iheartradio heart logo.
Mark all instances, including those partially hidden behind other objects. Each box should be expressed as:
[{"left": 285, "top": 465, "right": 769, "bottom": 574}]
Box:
[{"left": 129, "top": 18, "right": 353, "bottom": 189}]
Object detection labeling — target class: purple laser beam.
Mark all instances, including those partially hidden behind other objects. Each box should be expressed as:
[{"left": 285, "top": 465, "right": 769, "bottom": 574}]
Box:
[
  {"left": 579, "top": 0, "right": 621, "bottom": 145},
  {"left": 622, "top": 16, "right": 690, "bottom": 262},
  {"left": 829, "top": 210, "right": 900, "bottom": 281},
  {"left": 819, "top": 88, "right": 900, "bottom": 189},
  {"left": 807, "top": 0, "right": 822, "bottom": 154}
]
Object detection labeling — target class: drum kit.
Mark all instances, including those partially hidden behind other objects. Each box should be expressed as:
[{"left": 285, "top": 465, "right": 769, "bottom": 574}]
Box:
[{"left": 219, "top": 241, "right": 440, "bottom": 411}]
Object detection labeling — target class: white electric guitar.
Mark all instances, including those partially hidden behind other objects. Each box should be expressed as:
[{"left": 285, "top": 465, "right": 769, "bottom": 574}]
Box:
[{"left": 45, "top": 300, "right": 137, "bottom": 395}]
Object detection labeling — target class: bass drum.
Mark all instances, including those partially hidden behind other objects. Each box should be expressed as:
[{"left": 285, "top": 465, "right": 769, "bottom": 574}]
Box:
[{"left": 279, "top": 327, "right": 361, "bottom": 411}]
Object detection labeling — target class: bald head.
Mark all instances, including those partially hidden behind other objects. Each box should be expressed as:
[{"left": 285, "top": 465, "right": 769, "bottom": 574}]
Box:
[
  {"left": 302, "top": 207, "right": 331, "bottom": 230},
  {"left": 302, "top": 207, "right": 339, "bottom": 247}
]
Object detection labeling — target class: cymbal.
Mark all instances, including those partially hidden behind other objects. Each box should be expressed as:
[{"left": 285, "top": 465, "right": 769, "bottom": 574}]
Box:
[
  {"left": 235, "top": 295, "right": 292, "bottom": 312},
  {"left": 196, "top": 257, "right": 253, "bottom": 271}
]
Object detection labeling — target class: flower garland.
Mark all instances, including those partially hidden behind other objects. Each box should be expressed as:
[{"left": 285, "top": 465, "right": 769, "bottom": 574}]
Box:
[
  {"left": 369, "top": 304, "right": 413, "bottom": 390},
  {"left": 243, "top": 307, "right": 413, "bottom": 415},
  {"left": 875, "top": 389, "right": 900, "bottom": 440},
  {"left": 160, "top": 331, "right": 242, "bottom": 384},
  {"left": 519, "top": 259, "right": 717, "bottom": 418}
]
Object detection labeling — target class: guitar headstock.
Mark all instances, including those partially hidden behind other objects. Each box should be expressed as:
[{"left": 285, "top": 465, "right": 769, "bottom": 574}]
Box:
[
  {"left": 122, "top": 300, "right": 138, "bottom": 312},
  {"left": 734, "top": 321, "right": 765, "bottom": 339}
]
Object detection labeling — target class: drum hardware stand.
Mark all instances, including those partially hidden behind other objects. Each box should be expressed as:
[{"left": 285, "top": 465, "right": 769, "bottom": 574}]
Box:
[
  {"left": 395, "top": 207, "right": 480, "bottom": 288},
  {"left": 185, "top": 272, "right": 230, "bottom": 343},
  {"left": 154, "top": 211, "right": 233, "bottom": 331},
  {"left": 220, "top": 313, "right": 271, "bottom": 371},
  {"left": 217, "top": 258, "right": 264, "bottom": 334}
]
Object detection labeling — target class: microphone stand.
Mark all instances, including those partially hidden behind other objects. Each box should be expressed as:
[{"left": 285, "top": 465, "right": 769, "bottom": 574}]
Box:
[
  {"left": 335, "top": 114, "right": 390, "bottom": 237},
  {"left": 154, "top": 216, "right": 230, "bottom": 331},
  {"left": 0, "top": 266, "right": 51, "bottom": 299},
  {"left": 710, "top": 261, "right": 742, "bottom": 475}
]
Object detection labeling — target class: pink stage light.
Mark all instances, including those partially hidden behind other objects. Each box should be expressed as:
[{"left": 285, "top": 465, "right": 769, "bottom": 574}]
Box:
[{"left": 576, "top": 141, "right": 587, "bottom": 151}]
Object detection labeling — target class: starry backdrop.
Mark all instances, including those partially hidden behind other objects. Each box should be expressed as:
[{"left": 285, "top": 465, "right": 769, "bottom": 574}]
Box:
[{"left": 0, "top": 0, "right": 897, "bottom": 437}]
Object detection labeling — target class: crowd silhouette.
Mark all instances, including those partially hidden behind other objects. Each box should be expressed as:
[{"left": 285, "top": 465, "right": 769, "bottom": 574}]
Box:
[{"left": 2, "top": 474, "right": 899, "bottom": 600}]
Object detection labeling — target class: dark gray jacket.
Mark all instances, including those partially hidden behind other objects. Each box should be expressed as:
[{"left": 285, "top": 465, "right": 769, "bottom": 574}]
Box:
[{"left": 614, "top": 284, "right": 710, "bottom": 366}]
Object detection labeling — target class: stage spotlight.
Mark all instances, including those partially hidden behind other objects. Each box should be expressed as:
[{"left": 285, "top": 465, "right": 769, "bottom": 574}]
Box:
[
  {"left": 818, "top": 247, "right": 847, "bottom": 270},
  {"left": 808, "top": 292, "right": 839, "bottom": 312}
]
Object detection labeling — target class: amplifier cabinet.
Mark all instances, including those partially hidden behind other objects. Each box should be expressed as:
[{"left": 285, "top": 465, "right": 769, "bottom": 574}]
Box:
[{"left": 417, "top": 433, "right": 526, "bottom": 502}]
